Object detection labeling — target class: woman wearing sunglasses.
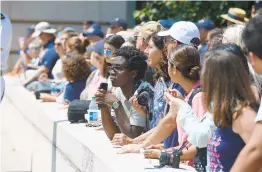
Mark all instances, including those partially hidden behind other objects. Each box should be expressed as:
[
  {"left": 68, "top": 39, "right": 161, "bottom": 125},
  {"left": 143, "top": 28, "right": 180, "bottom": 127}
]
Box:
[
  {"left": 104, "top": 35, "right": 125, "bottom": 63},
  {"left": 80, "top": 35, "right": 125, "bottom": 100}
]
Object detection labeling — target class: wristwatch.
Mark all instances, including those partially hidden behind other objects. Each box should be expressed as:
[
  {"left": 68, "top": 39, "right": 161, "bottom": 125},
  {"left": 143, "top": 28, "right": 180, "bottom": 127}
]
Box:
[{"left": 112, "top": 101, "right": 121, "bottom": 110}]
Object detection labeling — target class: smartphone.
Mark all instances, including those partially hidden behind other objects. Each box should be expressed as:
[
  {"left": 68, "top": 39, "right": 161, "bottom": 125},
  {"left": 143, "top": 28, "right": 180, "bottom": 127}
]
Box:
[
  {"left": 98, "top": 83, "right": 108, "bottom": 108},
  {"left": 99, "top": 83, "right": 108, "bottom": 91}
]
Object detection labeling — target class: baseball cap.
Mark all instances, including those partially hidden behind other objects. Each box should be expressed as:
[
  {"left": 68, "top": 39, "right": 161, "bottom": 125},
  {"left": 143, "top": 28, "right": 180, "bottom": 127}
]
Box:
[
  {"left": 90, "top": 23, "right": 101, "bottom": 30},
  {"left": 109, "top": 18, "right": 127, "bottom": 30},
  {"left": 31, "top": 22, "right": 56, "bottom": 38},
  {"left": 57, "top": 27, "right": 76, "bottom": 37},
  {"left": 158, "top": 19, "right": 174, "bottom": 29},
  {"left": 83, "top": 24, "right": 104, "bottom": 38},
  {"left": 63, "top": 27, "right": 75, "bottom": 32},
  {"left": 158, "top": 21, "right": 200, "bottom": 45},
  {"left": 27, "top": 25, "right": 35, "bottom": 33},
  {"left": 87, "top": 40, "right": 104, "bottom": 55},
  {"left": 195, "top": 19, "right": 215, "bottom": 30}
]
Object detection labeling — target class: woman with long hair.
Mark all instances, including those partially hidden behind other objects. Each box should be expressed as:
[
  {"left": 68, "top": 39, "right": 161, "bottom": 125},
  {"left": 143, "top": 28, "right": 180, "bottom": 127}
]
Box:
[{"left": 203, "top": 50, "right": 258, "bottom": 171}]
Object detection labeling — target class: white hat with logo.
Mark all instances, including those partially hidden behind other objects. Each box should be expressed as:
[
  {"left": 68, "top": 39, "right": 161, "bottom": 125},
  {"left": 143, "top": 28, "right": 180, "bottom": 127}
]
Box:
[
  {"left": 158, "top": 21, "right": 200, "bottom": 45},
  {"left": 32, "top": 22, "right": 56, "bottom": 38}
]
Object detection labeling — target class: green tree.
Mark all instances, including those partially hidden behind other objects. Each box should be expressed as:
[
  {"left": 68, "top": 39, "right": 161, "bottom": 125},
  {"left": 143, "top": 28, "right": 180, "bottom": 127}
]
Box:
[{"left": 134, "top": 1, "right": 251, "bottom": 26}]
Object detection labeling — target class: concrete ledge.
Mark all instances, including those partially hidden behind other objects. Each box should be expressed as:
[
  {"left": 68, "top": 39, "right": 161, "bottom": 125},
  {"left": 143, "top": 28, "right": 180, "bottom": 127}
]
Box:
[{"left": 3, "top": 76, "right": 195, "bottom": 172}]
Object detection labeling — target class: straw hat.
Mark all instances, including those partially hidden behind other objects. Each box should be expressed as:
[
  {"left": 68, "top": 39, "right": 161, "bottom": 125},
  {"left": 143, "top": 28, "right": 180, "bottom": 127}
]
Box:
[
  {"left": 221, "top": 8, "right": 249, "bottom": 24},
  {"left": 138, "top": 21, "right": 163, "bottom": 42}
]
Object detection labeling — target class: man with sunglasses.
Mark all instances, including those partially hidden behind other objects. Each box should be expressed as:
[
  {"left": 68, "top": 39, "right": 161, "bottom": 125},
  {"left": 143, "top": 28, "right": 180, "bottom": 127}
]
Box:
[
  {"left": 1, "top": 13, "right": 12, "bottom": 102},
  {"left": 95, "top": 46, "right": 152, "bottom": 140},
  {"left": 108, "top": 18, "right": 127, "bottom": 34}
]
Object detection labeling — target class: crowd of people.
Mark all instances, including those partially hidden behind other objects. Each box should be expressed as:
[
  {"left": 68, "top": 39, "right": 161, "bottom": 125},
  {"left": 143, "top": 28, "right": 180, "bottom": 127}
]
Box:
[{"left": 5, "top": 6, "right": 262, "bottom": 172}]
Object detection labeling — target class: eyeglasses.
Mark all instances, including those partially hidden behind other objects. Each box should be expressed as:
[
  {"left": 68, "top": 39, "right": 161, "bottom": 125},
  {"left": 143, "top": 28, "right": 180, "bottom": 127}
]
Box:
[{"left": 108, "top": 65, "right": 128, "bottom": 72}]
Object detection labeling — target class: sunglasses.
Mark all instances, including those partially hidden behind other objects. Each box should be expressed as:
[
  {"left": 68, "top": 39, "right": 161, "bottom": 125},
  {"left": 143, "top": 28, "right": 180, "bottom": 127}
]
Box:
[{"left": 104, "top": 49, "right": 112, "bottom": 57}]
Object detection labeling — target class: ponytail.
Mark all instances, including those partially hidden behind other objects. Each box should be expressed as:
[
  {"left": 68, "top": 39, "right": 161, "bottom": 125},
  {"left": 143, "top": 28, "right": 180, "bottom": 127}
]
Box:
[
  {"left": 67, "top": 36, "right": 90, "bottom": 54},
  {"left": 76, "top": 38, "right": 90, "bottom": 54}
]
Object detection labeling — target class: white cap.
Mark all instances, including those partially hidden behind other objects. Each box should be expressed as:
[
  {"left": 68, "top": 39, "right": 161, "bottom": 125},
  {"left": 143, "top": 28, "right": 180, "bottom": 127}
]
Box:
[
  {"left": 158, "top": 21, "right": 200, "bottom": 45},
  {"left": 0, "top": 13, "right": 12, "bottom": 70},
  {"left": 32, "top": 22, "right": 56, "bottom": 38}
]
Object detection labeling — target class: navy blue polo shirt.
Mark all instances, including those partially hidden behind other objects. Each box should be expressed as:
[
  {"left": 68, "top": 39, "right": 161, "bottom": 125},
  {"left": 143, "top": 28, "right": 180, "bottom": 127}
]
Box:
[
  {"left": 41, "top": 39, "right": 60, "bottom": 79},
  {"left": 64, "top": 80, "right": 86, "bottom": 103}
]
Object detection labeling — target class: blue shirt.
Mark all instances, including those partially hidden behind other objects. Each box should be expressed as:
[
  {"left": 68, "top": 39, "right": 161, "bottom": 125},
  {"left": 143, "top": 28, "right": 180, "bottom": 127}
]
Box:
[
  {"left": 207, "top": 127, "right": 245, "bottom": 172},
  {"left": 148, "top": 79, "right": 185, "bottom": 149},
  {"left": 163, "top": 83, "right": 185, "bottom": 149},
  {"left": 41, "top": 39, "right": 60, "bottom": 79},
  {"left": 199, "top": 43, "right": 208, "bottom": 66},
  {"left": 149, "top": 79, "right": 170, "bottom": 129},
  {"left": 64, "top": 80, "right": 86, "bottom": 103}
]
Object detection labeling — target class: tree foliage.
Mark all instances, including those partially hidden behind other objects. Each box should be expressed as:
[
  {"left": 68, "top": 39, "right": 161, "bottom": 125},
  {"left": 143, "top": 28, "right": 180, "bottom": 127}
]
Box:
[{"left": 134, "top": 1, "right": 251, "bottom": 26}]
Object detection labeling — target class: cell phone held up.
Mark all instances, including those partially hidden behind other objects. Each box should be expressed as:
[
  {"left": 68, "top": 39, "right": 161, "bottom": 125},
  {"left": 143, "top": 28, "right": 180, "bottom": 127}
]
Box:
[{"left": 98, "top": 82, "right": 108, "bottom": 108}]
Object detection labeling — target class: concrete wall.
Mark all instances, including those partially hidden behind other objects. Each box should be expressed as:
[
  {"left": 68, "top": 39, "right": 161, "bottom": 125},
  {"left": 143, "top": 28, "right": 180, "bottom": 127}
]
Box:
[
  {"left": 1, "top": 1, "right": 135, "bottom": 72},
  {"left": 1, "top": 76, "right": 196, "bottom": 172}
]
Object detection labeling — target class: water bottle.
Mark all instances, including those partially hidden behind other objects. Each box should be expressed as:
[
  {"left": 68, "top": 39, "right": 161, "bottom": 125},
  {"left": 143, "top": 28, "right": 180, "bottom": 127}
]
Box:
[
  {"left": 85, "top": 96, "right": 101, "bottom": 126},
  {"left": 51, "top": 82, "right": 58, "bottom": 95}
]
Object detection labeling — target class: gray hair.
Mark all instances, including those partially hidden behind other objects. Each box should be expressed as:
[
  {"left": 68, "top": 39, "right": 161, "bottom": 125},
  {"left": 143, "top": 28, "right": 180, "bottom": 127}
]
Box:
[
  {"left": 223, "top": 24, "right": 262, "bottom": 93},
  {"left": 222, "top": 24, "right": 245, "bottom": 49}
]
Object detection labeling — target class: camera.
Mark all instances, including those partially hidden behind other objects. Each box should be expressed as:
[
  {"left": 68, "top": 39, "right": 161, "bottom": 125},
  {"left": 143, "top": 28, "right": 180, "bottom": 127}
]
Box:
[{"left": 136, "top": 83, "right": 154, "bottom": 106}]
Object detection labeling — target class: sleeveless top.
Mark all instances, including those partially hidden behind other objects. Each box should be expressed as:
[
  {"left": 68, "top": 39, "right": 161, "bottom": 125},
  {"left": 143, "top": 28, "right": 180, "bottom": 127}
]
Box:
[{"left": 207, "top": 104, "right": 259, "bottom": 172}]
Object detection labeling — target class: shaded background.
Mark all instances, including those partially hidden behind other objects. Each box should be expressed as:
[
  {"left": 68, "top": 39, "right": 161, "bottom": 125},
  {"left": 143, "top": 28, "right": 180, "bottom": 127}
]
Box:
[{"left": 1, "top": 1, "right": 259, "bottom": 72}]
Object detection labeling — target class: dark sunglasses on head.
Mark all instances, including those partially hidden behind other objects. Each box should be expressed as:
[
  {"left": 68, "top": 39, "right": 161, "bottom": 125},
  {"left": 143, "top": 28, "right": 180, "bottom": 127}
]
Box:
[{"left": 164, "top": 36, "right": 176, "bottom": 43}]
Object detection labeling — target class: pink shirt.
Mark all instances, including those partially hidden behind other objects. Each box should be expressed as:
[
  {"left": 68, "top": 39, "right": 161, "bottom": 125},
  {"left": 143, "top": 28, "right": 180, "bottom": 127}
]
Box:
[
  {"left": 176, "top": 82, "right": 207, "bottom": 146},
  {"left": 80, "top": 70, "right": 107, "bottom": 100}
]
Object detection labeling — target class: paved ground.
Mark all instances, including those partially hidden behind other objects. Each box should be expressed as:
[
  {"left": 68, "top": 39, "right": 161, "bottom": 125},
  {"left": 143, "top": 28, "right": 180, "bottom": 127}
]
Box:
[{"left": 1, "top": 96, "right": 33, "bottom": 172}]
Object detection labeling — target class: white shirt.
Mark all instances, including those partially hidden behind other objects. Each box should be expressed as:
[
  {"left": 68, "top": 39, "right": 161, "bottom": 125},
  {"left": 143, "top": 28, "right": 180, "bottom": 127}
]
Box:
[
  {"left": 51, "top": 59, "right": 64, "bottom": 80},
  {"left": 111, "top": 87, "right": 146, "bottom": 127},
  {"left": 1, "top": 13, "right": 12, "bottom": 102},
  {"left": 255, "top": 98, "right": 262, "bottom": 122},
  {"left": 177, "top": 102, "right": 215, "bottom": 148},
  {"left": 0, "top": 13, "right": 12, "bottom": 70}
]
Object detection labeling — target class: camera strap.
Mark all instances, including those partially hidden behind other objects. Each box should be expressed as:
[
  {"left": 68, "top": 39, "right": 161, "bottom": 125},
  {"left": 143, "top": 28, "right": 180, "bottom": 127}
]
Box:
[{"left": 121, "top": 100, "right": 132, "bottom": 119}]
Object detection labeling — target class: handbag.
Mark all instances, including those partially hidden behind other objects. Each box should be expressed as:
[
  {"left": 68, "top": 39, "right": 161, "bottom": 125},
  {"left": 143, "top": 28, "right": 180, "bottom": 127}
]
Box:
[{"left": 67, "top": 100, "right": 91, "bottom": 123}]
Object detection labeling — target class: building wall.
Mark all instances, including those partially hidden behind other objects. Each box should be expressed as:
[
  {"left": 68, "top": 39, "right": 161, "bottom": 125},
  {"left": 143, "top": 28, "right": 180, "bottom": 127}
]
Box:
[{"left": 1, "top": 1, "right": 135, "bottom": 72}]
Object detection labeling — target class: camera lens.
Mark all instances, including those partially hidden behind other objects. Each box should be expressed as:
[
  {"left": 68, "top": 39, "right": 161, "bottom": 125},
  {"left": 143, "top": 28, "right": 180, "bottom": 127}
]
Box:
[{"left": 137, "top": 91, "right": 149, "bottom": 106}]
